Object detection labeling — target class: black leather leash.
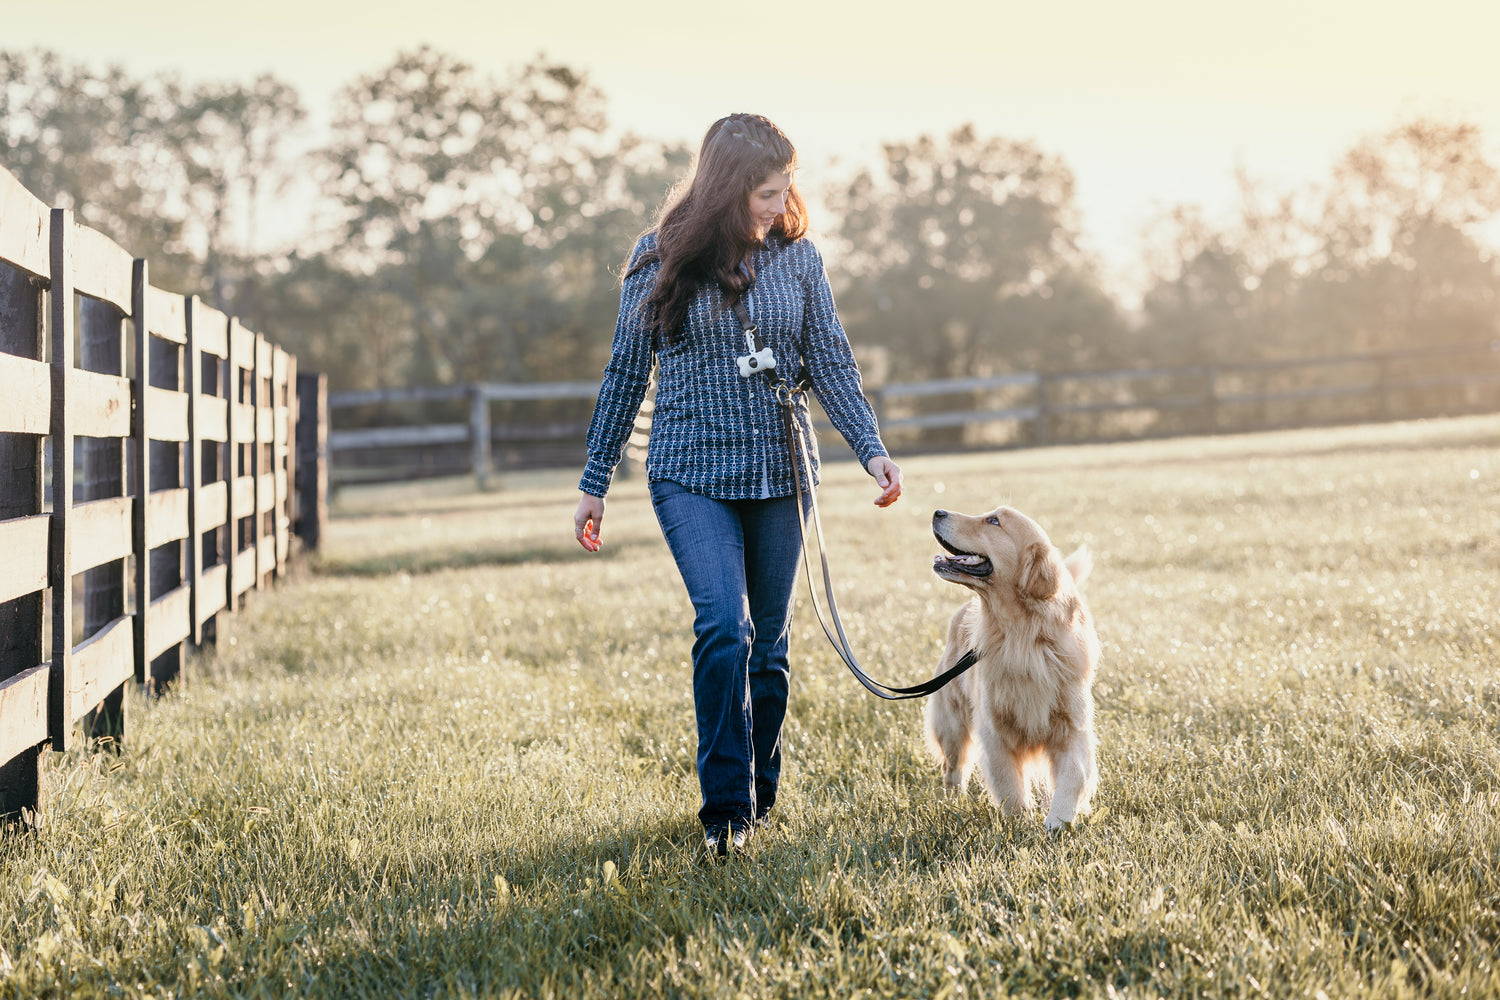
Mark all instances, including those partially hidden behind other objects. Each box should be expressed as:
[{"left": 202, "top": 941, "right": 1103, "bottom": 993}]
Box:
[{"left": 731, "top": 298, "right": 979, "bottom": 700}]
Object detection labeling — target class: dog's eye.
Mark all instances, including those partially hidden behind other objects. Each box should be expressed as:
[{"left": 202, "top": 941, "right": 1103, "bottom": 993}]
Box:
[{"left": 986, "top": 516, "right": 1000, "bottom": 525}]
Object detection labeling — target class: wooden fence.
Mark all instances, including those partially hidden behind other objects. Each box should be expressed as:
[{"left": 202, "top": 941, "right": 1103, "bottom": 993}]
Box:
[
  {"left": 324, "top": 339, "right": 1500, "bottom": 488},
  {"left": 328, "top": 381, "right": 602, "bottom": 487},
  {"left": 0, "top": 165, "right": 319, "bottom": 825},
  {"left": 872, "top": 340, "right": 1500, "bottom": 447}
]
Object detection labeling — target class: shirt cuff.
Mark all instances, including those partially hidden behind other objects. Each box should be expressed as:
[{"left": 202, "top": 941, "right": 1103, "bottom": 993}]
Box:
[
  {"left": 854, "top": 440, "right": 888, "bottom": 470},
  {"left": 578, "top": 460, "right": 615, "bottom": 497}
]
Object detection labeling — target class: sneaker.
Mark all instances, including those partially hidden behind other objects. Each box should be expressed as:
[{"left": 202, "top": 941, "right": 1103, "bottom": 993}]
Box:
[{"left": 704, "top": 823, "right": 751, "bottom": 858}]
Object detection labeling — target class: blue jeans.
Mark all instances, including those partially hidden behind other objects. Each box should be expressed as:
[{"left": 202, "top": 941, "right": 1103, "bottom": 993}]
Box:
[{"left": 649, "top": 479, "right": 804, "bottom": 831}]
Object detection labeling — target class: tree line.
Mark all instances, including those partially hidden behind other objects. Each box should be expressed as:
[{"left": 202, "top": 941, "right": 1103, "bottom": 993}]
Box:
[{"left": 5, "top": 46, "right": 1498, "bottom": 401}]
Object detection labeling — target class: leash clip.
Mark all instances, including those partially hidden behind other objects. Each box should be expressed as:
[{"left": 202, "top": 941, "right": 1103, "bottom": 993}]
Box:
[{"left": 774, "top": 372, "right": 812, "bottom": 407}]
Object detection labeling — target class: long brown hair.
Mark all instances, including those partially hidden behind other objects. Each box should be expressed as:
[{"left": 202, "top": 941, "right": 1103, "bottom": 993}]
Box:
[{"left": 631, "top": 113, "right": 809, "bottom": 345}]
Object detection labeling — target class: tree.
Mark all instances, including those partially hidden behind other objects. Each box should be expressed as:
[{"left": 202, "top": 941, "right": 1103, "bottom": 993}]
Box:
[
  {"left": 251, "top": 253, "right": 415, "bottom": 392},
  {"left": 167, "top": 74, "right": 307, "bottom": 310},
  {"left": 1, "top": 49, "right": 197, "bottom": 289},
  {"left": 315, "top": 48, "right": 686, "bottom": 389},
  {"left": 1137, "top": 118, "right": 1500, "bottom": 365},
  {"left": 1136, "top": 170, "right": 1318, "bottom": 365},
  {"left": 1314, "top": 117, "right": 1500, "bottom": 351},
  {"left": 1130, "top": 116, "right": 1500, "bottom": 434},
  {"left": 827, "top": 125, "right": 1123, "bottom": 383},
  {"left": 319, "top": 49, "right": 601, "bottom": 384}
]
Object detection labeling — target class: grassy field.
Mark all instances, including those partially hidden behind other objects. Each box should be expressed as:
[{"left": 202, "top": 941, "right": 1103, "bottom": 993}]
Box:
[{"left": 3, "top": 415, "right": 1499, "bottom": 999}]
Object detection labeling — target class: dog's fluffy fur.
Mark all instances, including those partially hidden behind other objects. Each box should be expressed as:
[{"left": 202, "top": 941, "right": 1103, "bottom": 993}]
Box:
[{"left": 924, "top": 506, "right": 1100, "bottom": 829}]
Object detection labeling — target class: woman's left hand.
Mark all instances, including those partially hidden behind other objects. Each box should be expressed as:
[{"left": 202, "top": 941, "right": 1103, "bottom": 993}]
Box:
[{"left": 866, "top": 456, "right": 903, "bottom": 508}]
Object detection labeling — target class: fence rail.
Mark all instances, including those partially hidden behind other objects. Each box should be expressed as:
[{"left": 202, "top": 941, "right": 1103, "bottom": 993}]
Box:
[
  {"left": 324, "top": 340, "right": 1500, "bottom": 488},
  {"left": 328, "top": 381, "right": 602, "bottom": 487},
  {"left": 0, "top": 165, "right": 320, "bottom": 825}
]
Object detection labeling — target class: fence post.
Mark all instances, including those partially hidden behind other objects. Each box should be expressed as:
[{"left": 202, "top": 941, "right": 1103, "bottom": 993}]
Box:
[
  {"left": 253, "top": 333, "right": 267, "bottom": 591},
  {"left": 79, "top": 288, "right": 129, "bottom": 745},
  {"left": 470, "top": 386, "right": 492, "bottom": 489},
  {"left": 185, "top": 296, "right": 203, "bottom": 646},
  {"left": 0, "top": 259, "right": 45, "bottom": 822},
  {"left": 1203, "top": 364, "right": 1219, "bottom": 434},
  {"left": 1033, "top": 374, "right": 1050, "bottom": 446},
  {"left": 1258, "top": 368, "right": 1270, "bottom": 431},
  {"left": 295, "top": 371, "right": 328, "bottom": 550},
  {"left": 281, "top": 351, "right": 296, "bottom": 570},
  {"left": 196, "top": 303, "right": 228, "bottom": 647},
  {"left": 141, "top": 263, "right": 184, "bottom": 694},
  {"left": 130, "top": 259, "right": 153, "bottom": 694},
  {"left": 47, "top": 209, "right": 77, "bottom": 753},
  {"left": 1376, "top": 353, "right": 1391, "bottom": 422},
  {"left": 225, "top": 317, "right": 240, "bottom": 614}
]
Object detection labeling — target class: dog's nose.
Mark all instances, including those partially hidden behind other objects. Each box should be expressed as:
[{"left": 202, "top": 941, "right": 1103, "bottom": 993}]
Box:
[{"left": 934, "top": 510, "right": 948, "bottom": 519}]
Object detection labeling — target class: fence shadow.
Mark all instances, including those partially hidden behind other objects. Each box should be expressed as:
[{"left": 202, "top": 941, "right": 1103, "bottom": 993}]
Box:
[{"left": 317, "top": 536, "right": 656, "bottom": 578}]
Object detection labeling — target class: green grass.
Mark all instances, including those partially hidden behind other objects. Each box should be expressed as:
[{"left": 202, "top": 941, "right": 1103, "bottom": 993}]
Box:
[{"left": 4, "top": 415, "right": 1499, "bottom": 999}]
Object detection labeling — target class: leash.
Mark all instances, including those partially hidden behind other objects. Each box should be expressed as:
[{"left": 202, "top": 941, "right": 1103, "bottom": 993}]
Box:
[{"left": 731, "top": 298, "right": 979, "bottom": 700}]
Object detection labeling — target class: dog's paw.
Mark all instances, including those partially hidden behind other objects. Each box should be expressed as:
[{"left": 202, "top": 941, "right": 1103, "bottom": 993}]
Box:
[{"left": 1045, "top": 805, "right": 1105, "bottom": 832}]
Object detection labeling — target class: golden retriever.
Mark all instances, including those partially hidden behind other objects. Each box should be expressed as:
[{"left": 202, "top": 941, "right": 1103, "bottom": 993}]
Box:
[{"left": 924, "top": 506, "right": 1100, "bottom": 829}]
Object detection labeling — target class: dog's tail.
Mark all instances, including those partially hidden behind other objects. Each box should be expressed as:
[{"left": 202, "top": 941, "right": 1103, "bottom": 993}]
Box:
[{"left": 1063, "top": 544, "right": 1093, "bottom": 587}]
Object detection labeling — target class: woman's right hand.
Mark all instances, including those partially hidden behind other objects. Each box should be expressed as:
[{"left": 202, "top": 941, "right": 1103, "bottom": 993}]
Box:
[{"left": 574, "top": 493, "right": 605, "bottom": 552}]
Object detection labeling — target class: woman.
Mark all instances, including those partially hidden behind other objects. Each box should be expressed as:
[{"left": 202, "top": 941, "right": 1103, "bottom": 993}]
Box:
[{"left": 573, "top": 113, "right": 902, "bottom": 857}]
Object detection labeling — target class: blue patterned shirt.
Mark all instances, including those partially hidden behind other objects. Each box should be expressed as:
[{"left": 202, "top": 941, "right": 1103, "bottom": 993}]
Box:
[{"left": 579, "top": 232, "right": 888, "bottom": 500}]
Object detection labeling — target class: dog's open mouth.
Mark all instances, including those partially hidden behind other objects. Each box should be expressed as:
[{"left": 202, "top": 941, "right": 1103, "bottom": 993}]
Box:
[{"left": 933, "top": 532, "right": 993, "bottom": 578}]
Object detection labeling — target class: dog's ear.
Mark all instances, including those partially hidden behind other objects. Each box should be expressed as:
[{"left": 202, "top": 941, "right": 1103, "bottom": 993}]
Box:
[{"left": 1018, "top": 542, "right": 1060, "bottom": 600}]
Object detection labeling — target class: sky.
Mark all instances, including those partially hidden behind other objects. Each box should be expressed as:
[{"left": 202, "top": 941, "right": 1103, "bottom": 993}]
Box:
[{"left": 8, "top": 0, "right": 1500, "bottom": 298}]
